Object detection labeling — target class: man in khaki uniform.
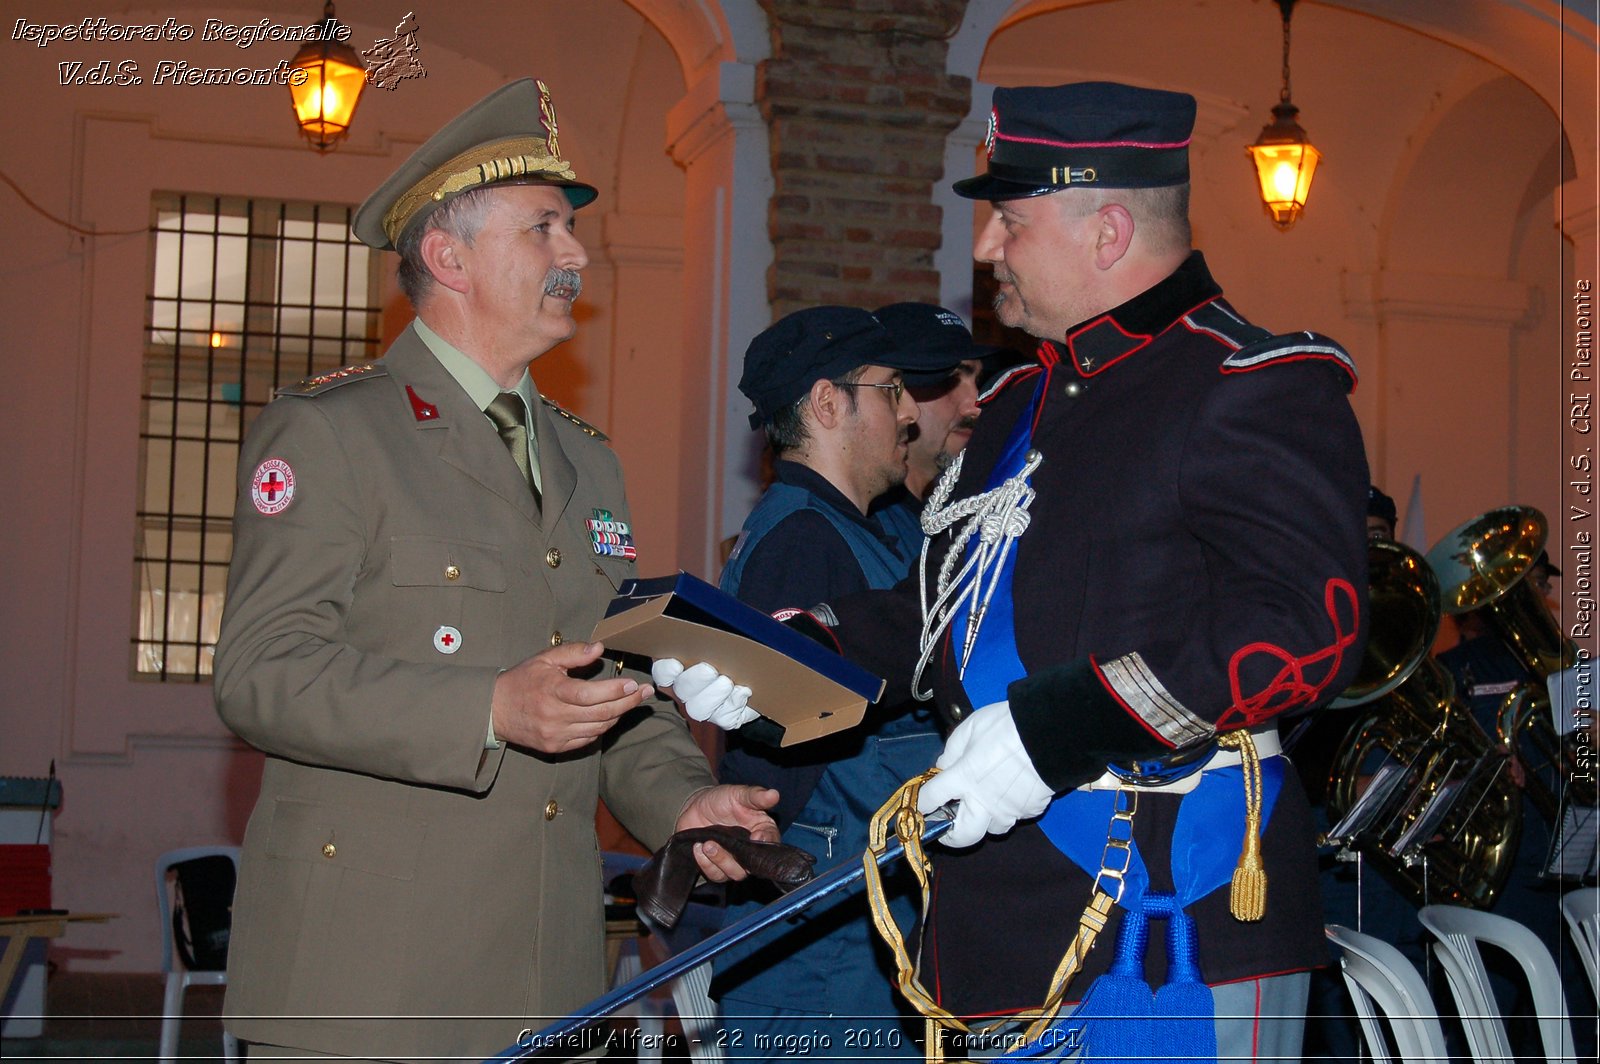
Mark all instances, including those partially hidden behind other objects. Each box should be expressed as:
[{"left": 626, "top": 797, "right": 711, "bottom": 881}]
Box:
[{"left": 214, "top": 79, "right": 777, "bottom": 1062}]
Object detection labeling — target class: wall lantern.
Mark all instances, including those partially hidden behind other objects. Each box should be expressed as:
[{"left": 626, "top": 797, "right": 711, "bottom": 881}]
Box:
[
  {"left": 287, "top": 1, "right": 366, "bottom": 153},
  {"left": 1246, "top": 0, "right": 1321, "bottom": 230}
]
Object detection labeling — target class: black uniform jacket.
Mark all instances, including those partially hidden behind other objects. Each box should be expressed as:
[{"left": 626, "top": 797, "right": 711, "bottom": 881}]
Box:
[{"left": 827, "top": 253, "right": 1371, "bottom": 1017}]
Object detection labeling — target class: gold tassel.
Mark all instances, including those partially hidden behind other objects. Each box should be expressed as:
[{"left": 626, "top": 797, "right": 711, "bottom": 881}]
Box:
[{"left": 1218, "top": 730, "right": 1267, "bottom": 921}]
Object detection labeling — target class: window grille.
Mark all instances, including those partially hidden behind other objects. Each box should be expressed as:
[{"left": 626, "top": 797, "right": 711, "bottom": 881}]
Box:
[{"left": 136, "top": 193, "right": 381, "bottom": 680}]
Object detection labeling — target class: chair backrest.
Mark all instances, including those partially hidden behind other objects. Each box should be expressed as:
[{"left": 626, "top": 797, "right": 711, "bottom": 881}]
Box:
[
  {"left": 156, "top": 845, "right": 241, "bottom": 975},
  {"left": 1326, "top": 924, "right": 1450, "bottom": 1064},
  {"left": 1417, "top": 903, "right": 1576, "bottom": 1064},
  {"left": 1560, "top": 887, "right": 1600, "bottom": 1006}
]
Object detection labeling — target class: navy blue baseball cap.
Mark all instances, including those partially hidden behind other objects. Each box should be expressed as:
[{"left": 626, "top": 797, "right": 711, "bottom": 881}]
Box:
[
  {"left": 740, "top": 306, "right": 961, "bottom": 428},
  {"left": 955, "top": 81, "right": 1197, "bottom": 202},
  {"left": 873, "top": 303, "right": 1005, "bottom": 386},
  {"left": 1367, "top": 485, "right": 1398, "bottom": 525}
]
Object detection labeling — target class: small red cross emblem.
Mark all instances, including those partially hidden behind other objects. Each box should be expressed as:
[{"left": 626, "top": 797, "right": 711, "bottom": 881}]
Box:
[{"left": 251, "top": 458, "right": 295, "bottom": 515}]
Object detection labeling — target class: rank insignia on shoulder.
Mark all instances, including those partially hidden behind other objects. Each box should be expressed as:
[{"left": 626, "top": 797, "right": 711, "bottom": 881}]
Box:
[
  {"left": 1220, "top": 331, "right": 1357, "bottom": 392},
  {"left": 541, "top": 396, "right": 608, "bottom": 440},
  {"left": 587, "top": 508, "right": 636, "bottom": 559},
  {"left": 277, "top": 362, "right": 388, "bottom": 397}
]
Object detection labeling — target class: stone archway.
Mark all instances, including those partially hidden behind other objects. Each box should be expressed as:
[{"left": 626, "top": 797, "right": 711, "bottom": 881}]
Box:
[
  {"left": 935, "top": 0, "right": 1598, "bottom": 315},
  {"left": 1361, "top": 74, "right": 1572, "bottom": 536},
  {"left": 623, "top": 0, "right": 776, "bottom": 571}
]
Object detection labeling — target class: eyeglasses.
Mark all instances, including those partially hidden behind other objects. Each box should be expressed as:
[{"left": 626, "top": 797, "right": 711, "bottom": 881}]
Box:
[{"left": 836, "top": 379, "right": 905, "bottom": 405}]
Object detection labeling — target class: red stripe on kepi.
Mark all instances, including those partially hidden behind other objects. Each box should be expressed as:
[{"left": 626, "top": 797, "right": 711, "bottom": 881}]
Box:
[{"left": 407, "top": 385, "right": 439, "bottom": 421}]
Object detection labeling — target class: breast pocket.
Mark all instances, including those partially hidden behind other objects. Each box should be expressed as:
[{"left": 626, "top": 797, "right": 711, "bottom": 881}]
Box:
[
  {"left": 390, "top": 535, "right": 507, "bottom": 592},
  {"left": 388, "top": 535, "right": 507, "bottom": 645}
]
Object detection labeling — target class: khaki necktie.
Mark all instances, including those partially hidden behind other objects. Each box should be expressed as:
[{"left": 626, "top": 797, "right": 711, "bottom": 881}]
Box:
[{"left": 485, "top": 392, "right": 540, "bottom": 506}]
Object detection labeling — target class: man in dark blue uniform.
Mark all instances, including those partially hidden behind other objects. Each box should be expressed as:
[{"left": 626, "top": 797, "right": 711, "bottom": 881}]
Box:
[
  {"left": 708, "top": 306, "right": 953, "bottom": 1057},
  {"left": 855, "top": 81, "right": 1369, "bottom": 1061},
  {"left": 869, "top": 302, "right": 1024, "bottom": 561},
  {"left": 668, "top": 82, "right": 1368, "bottom": 1062}
]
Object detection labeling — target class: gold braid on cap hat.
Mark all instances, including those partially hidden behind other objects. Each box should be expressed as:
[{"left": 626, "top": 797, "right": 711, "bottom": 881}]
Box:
[{"left": 381, "top": 81, "right": 579, "bottom": 245}]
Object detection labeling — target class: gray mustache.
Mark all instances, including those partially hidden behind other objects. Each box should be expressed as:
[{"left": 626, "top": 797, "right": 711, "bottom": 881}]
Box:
[{"left": 544, "top": 268, "right": 582, "bottom": 300}]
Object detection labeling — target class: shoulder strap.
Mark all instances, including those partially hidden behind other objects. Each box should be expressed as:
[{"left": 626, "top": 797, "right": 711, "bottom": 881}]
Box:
[
  {"left": 1220, "top": 331, "right": 1357, "bottom": 392},
  {"left": 276, "top": 362, "right": 389, "bottom": 398},
  {"left": 541, "top": 396, "right": 609, "bottom": 440}
]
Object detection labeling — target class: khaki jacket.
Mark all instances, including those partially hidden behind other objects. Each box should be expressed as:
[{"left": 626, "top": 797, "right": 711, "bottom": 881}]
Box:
[{"left": 215, "top": 325, "right": 711, "bottom": 1060}]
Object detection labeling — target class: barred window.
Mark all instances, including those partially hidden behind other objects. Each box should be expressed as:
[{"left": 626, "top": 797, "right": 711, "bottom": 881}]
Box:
[{"left": 136, "top": 194, "right": 382, "bottom": 680}]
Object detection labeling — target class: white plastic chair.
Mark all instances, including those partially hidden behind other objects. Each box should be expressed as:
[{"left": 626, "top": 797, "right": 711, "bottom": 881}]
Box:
[
  {"left": 155, "top": 845, "right": 241, "bottom": 1064},
  {"left": 667, "top": 959, "right": 723, "bottom": 1063},
  {"left": 602, "top": 851, "right": 725, "bottom": 1064},
  {"left": 1326, "top": 924, "right": 1450, "bottom": 1063},
  {"left": 1418, "top": 903, "right": 1576, "bottom": 1064},
  {"left": 1560, "top": 887, "right": 1600, "bottom": 1006}
]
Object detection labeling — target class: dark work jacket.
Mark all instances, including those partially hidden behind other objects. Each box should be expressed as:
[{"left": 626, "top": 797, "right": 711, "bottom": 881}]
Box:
[
  {"left": 713, "top": 460, "right": 939, "bottom": 1019},
  {"left": 828, "top": 252, "right": 1371, "bottom": 1016},
  {"left": 717, "top": 461, "right": 925, "bottom": 828}
]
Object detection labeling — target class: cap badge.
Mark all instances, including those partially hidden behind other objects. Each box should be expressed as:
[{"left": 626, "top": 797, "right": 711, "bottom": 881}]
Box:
[
  {"left": 984, "top": 107, "right": 998, "bottom": 159},
  {"left": 537, "top": 79, "right": 561, "bottom": 158},
  {"left": 433, "top": 625, "right": 462, "bottom": 654},
  {"left": 250, "top": 458, "right": 295, "bottom": 515}
]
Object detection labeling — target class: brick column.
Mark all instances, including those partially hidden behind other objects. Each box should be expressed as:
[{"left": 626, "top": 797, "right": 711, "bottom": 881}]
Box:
[{"left": 759, "top": 0, "right": 972, "bottom": 316}]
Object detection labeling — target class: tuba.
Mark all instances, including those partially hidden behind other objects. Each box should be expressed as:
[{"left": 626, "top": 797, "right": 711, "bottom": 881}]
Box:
[
  {"left": 1425, "top": 506, "right": 1593, "bottom": 823},
  {"left": 1323, "top": 539, "right": 1522, "bottom": 909}
]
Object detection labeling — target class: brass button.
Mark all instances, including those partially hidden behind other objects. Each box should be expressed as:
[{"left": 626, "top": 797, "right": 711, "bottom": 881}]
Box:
[
  {"left": 445, "top": 564, "right": 461, "bottom": 581},
  {"left": 321, "top": 843, "right": 336, "bottom": 859},
  {"left": 544, "top": 800, "right": 559, "bottom": 821},
  {"left": 550, "top": 631, "right": 564, "bottom": 647},
  {"left": 545, "top": 547, "right": 562, "bottom": 569}
]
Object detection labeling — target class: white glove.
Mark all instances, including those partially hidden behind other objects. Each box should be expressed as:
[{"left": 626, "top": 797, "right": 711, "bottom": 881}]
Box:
[
  {"left": 651, "top": 659, "right": 761, "bottom": 730},
  {"left": 916, "top": 700, "right": 1053, "bottom": 848}
]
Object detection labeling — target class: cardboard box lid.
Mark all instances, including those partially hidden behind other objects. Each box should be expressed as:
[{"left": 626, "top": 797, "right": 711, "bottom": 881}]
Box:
[{"left": 591, "top": 573, "right": 885, "bottom": 747}]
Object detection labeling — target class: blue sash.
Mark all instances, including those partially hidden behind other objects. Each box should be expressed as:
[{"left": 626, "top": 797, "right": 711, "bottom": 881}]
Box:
[{"left": 945, "top": 375, "right": 1282, "bottom": 1064}]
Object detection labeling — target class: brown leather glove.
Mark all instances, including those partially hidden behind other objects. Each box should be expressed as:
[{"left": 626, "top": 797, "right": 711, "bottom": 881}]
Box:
[{"left": 632, "top": 825, "right": 815, "bottom": 930}]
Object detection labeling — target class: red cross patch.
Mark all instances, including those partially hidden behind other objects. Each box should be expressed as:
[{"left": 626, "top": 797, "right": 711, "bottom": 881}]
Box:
[{"left": 250, "top": 458, "right": 295, "bottom": 515}]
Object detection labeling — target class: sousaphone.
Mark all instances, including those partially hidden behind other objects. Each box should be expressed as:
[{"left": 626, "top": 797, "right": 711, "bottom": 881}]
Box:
[
  {"left": 1425, "top": 505, "right": 1592, "bottom": 823},
  {"left": 1323, "top": 539, "right": 1521, "bottom": 909}
]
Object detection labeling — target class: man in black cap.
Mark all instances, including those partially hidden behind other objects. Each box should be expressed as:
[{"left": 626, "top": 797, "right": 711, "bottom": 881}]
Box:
[
  {"left": 215, "top": 79, "right": 776, "bottom": 1062},
  {"left": 663, "top": 306, "right": 953, "bottom": 1057},
  {"left": 869, "top": 303, "right": 1028, "bottom": 560},
  {"left": 672, "top": 82, "right": 1369, "bottom": 1061},
  {"left": 1367, "top": 485, "right": 1398, "bottom": 540}
]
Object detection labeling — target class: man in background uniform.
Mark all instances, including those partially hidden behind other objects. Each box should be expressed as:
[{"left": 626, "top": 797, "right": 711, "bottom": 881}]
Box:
[
  {"left": 706, "top": 307, "right": 952, "bottom": 1057},
  {"left": 869, "top": 303, "right": 1022, "bottom": 559},
  {"left": 215, "top": 79, "right": 776, "bottom": 1063}
]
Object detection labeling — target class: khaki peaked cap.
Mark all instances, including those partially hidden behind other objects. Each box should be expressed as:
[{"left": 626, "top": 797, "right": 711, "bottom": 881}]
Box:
[{"left": 352, "top": 78, "right": 598, "bottom": 251}]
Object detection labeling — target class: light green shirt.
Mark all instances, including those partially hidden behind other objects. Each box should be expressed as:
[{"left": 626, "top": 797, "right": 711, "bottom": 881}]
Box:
[
  {"left": 413, "top": 317, "right": 542, "bottom": 494},
  {"left": 412, "top": 317, "right": 536, "bottom": 749}
]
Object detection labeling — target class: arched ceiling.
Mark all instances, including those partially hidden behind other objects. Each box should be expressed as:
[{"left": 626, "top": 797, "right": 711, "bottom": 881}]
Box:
[{"left": 954, "top": 0, "right": 1596, "bottom": 189}]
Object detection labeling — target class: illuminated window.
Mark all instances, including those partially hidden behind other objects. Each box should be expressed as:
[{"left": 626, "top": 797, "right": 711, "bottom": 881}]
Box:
[{"left": 137, "top": 194, "right": 381, "bottom": 679}]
